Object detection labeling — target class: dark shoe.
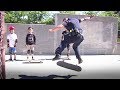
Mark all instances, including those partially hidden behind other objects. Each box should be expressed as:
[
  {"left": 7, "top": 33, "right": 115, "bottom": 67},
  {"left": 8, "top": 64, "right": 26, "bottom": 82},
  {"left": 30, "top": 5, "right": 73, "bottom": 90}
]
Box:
[
  {"left": 32, "top": 56, "right": 34, "bottom": 60},
  {"left": 9, "top": 59, "right": 13, "bottom": 61},
  {"left": 52, "top": 54, "right": 61, "bottom": 61},
  {"left": 78, "top": 58, "right": 83, "bottom": 64},
  {"left": 14, "top": 59, "right": 16, "bottom": 61}
]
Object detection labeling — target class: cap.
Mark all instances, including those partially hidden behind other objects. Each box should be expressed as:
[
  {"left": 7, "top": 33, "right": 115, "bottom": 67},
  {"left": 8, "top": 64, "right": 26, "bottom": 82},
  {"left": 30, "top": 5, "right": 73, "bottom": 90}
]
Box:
[{"left": 9, "top": 26, "right": 15, "bottom": 30}]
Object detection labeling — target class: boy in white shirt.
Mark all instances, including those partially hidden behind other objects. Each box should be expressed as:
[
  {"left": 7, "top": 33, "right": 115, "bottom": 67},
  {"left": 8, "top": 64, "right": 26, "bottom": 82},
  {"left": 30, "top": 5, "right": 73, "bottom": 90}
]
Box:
[{"left": 7, "top": 26, "right": 18, "bottom": 61}]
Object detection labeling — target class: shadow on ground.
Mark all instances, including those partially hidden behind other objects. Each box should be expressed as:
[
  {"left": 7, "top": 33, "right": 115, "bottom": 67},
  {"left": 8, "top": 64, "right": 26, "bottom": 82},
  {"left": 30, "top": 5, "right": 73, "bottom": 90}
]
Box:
[{"left": 18, "top": 74, "right": 77, "bottom": 79}]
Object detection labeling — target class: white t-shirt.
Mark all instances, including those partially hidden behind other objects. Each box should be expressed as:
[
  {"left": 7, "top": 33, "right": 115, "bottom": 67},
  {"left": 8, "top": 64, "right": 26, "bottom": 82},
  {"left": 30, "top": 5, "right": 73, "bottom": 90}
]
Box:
[{"left": 7, "top": 33, "right": 17, "bottom": 47}]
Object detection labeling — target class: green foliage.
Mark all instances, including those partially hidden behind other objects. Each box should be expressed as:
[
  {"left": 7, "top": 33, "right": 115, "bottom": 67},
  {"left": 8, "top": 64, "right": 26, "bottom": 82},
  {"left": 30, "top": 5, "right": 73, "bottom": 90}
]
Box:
[
  {"left": 4, "top": 11, "right": 54, "bottom": 24},
  {"left": 98, "top": 11, "right": 119, "bottom": 17},
  {"left": 59, "top": 11, "right": 76, "bottom": 14},
  {"left": 41, "top": 18, "right": 55, "bottom": 25},
  {"left": 83, "top": 11, "right": 100, "bottom": 16}
]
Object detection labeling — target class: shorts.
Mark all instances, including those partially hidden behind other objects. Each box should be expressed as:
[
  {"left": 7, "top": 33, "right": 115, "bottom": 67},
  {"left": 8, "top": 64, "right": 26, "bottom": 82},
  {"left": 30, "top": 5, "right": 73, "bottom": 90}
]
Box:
[
  {"left": 9, "top": 47, "right": 16, "bottom": 54},
  {"left": 26, "top": 45, "right": 34, "bottom": 51}
]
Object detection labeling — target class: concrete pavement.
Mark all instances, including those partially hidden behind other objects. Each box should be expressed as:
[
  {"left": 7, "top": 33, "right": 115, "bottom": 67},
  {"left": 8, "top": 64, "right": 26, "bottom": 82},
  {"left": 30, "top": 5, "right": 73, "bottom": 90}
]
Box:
[{"left": 5, "top": 55, "right": 120, "bottom": 79}]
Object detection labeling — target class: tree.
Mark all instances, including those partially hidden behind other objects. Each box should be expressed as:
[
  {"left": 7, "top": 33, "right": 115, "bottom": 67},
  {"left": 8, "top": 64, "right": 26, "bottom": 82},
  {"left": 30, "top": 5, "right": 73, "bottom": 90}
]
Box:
[
  {"left": 59, "top": 11, "right": 76, "bottom": 14},
  {"left": 4, "top": 11, "right": 50, "bottom": 24},
  {"left": 5, "top": 11, "right": 27, "bottom": 23},
  {"left": 98, "top": 11, "right": 118, "bottom": 17},
  {"left": 83, "top": 11, "right": 100, "bottom": 16}
]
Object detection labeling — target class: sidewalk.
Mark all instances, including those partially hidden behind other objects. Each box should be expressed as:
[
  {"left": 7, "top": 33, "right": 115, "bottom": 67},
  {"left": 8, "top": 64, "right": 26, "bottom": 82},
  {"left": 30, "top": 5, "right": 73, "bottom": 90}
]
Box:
[{"left": 5, "top": 55, "right": 120, "bottom": 79}]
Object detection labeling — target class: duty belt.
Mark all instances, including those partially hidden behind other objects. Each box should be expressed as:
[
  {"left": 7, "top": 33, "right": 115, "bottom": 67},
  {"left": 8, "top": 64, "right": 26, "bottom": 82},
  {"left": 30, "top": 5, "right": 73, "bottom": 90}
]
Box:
[{"left": 68, "top": 29, "right": 80, "bottom": 36}]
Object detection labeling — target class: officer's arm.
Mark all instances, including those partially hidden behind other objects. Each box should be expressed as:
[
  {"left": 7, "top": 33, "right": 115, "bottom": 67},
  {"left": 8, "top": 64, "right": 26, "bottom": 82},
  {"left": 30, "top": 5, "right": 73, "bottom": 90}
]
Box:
[{"left": 49, "top": 24, "right": 64, "bottom": 32}]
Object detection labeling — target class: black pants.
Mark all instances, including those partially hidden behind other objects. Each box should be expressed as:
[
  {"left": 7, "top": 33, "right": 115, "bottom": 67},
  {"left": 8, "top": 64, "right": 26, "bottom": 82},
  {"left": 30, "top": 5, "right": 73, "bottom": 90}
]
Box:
[{"left": 55, "top": 34, "right": 84, "bottom": 60}]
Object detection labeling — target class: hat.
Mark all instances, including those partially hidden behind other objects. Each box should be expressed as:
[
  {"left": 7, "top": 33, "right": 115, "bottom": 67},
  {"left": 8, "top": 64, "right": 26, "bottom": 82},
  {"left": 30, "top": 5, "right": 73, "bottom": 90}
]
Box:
[{"left": 9, "top": 26, "right": 15, "bottom": 30}]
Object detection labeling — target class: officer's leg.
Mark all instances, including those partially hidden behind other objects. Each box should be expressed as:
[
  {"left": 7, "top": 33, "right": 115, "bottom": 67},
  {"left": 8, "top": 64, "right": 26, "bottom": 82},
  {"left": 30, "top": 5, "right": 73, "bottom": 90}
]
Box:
[
  {"left": 53, "top": 40, "right": 68, "bottom": 60},
  {"left": 72, "top": 35, "right": 84, "bottom": 64}
]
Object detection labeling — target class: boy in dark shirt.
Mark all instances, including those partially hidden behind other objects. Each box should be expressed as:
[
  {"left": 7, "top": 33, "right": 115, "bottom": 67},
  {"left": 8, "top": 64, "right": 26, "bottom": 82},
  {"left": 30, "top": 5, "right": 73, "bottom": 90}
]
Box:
[{"left": 26, "top": 27, "right": 36, "bottom": 60}]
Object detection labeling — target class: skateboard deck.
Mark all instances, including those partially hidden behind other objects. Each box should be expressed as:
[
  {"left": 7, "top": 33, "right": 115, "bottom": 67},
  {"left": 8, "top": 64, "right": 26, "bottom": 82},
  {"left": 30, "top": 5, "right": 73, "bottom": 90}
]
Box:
[
  {"left": 5, "top": 60, "right": 13, "bottom": 62},
  {"left": 5, "top": 59, "right": 28, "bottom": 62},
  {"left": 57, "top": 61, "right": 82, "bottom": 72},
  {"left": 23, "top": 59, "right": 43, "bottom": 64},
  {"left": 39, "top": 57, "right": 71, "bottom": 61}
]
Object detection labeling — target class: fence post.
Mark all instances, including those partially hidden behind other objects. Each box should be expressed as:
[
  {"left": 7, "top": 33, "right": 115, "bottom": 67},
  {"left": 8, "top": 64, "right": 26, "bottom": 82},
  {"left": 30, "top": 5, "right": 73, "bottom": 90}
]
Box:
[{"left": 0, "top": 11, "right": 6, "bottom": 79}]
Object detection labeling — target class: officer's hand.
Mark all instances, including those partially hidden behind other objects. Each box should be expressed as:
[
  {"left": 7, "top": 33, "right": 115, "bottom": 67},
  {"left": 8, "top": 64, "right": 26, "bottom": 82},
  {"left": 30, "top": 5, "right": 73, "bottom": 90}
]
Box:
[{"left": 49, "top": 29, "right": 53, "bottom": 32}]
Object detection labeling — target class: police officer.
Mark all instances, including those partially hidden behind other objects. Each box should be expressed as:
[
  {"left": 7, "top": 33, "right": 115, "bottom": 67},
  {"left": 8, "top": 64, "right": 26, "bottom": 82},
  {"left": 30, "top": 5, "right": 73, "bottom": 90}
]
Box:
[{"left": 49, "top": 16, "right": 93, "bottom": 64}]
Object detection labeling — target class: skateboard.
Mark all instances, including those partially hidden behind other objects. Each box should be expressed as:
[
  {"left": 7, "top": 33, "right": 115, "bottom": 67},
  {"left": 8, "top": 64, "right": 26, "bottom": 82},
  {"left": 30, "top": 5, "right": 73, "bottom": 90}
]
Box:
[
  {"left": 23, "top": 59, "right": 43, "bottom": 64},
  {"left": 5, "top": 60, "right": 12, "bottom": 62},
  {"left": 57, "top": 61, "right": 82, "bottom": 72},
  {"left": 5, "top": 59, "right": 28, "bottom": 62},
  {"left": 5, "top": 59, "right": 17, "bottom": 62},
  {"left": 39, "top": 57, "right": 71, "bottom": 61}
]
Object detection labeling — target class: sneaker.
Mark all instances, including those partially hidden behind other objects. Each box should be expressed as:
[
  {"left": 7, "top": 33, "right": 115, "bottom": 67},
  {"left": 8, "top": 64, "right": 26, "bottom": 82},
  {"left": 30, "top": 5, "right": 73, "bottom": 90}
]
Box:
[
  {"left": 52, "top": 54, "right": 61, "bottom": 61},
  {"left": 14, "top": 59, "right": 16, "bottom": 61},
  {"left": 9, "top": 59, "right": 13, "bottom": 61},
  {"left": 78, "top": 58, "right": 83, "bottom": 64},
  {"left": 32, "top": 57, "right": 35, "bottom": 60}
]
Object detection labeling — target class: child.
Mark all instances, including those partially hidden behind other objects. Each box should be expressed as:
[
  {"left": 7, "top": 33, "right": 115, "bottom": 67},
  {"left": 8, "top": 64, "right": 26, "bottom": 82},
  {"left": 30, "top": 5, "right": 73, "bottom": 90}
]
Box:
[
  {"left": 26, "top": 27, "right": 36, "bottom": 60},
  {"left": 7, "top": 26, "right": 18, "bottom": 61},
  {"left": 61, "top": 30, "right": 71, "bottom": 59}
]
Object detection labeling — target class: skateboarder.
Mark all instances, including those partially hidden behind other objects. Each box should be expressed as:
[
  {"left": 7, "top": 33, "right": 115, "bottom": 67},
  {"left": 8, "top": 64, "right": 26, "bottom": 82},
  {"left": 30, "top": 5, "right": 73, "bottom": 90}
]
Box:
[
  {"left": 7, "top": 26, "right": 18, "bottom": 61},
  {"left": 26, "top": 27, "right": 36, "bottom": 60},
  {"left": 49, "top": 16, "right": 93, "bottom": 64}
]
